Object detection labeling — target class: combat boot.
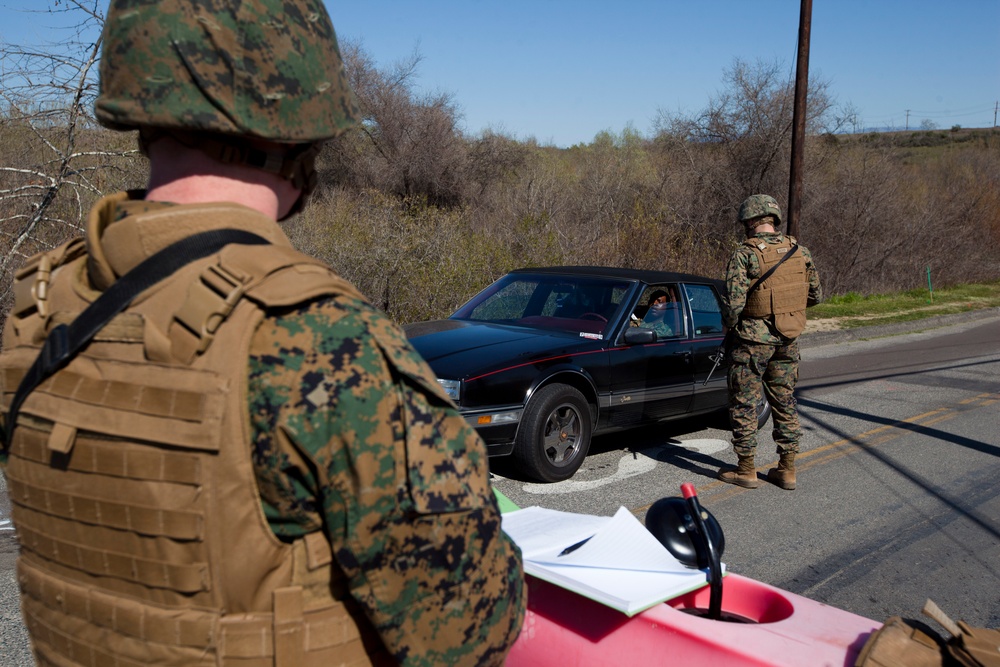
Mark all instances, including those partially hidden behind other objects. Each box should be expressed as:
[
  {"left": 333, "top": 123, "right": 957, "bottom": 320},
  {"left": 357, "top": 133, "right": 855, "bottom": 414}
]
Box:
[
  {"left": 717, "top": 454, "right": 760, "bottom": 488},
  {"left": 766, "top": 452, "right": 796, "bottom": 490}
]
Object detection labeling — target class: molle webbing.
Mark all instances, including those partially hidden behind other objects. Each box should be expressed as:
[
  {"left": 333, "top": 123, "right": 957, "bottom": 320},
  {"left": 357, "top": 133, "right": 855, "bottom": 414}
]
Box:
[
  {"left": 6, "top": 425, "right": 201, "bottom": 486},
  {"left": 19, "top": 560, "right": 379, "bottom": 667},
  {"left": 5, "top": 399, "right": 220, "bottom": 605},
  {"left": 2, "top": 239, "right": 387, "bottom": 666},
  {"left": 8, "top": 475, "right": 203, "bottom": 541},
  {"left": 3, "top": 229, "right": 270, "bottom": 449},
  {"left": 11, "top": 364, "right": 211, "bottom": 424},
  {"left": 6, "top": 358, "right": 227, "bottom": 453}
]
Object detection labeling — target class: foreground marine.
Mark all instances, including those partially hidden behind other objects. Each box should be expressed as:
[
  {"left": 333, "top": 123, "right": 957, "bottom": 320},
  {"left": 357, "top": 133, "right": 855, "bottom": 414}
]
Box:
[{"left": 0, "top": 1, "right": 523, "bottom": 665}]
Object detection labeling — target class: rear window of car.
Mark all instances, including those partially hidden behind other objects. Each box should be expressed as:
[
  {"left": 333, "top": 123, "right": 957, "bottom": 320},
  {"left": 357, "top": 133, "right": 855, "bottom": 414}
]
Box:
[{"left": 685, "top": 284, "right": 725, "bottom": 336}]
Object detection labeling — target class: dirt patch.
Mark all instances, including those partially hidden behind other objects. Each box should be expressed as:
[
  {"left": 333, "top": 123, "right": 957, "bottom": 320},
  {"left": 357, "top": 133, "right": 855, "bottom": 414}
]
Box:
[{"left": 804, "top": 317, "right": 842, "bottom": 334}]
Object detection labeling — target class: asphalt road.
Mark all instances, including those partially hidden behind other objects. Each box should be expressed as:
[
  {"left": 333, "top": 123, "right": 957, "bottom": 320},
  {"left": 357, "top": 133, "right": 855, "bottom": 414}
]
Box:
[
  {"left": 0, "top": 465, "right": 27, "bottom": 666},
  {"left": 0, "top": 308, "right": 997, "bottom": 664}
]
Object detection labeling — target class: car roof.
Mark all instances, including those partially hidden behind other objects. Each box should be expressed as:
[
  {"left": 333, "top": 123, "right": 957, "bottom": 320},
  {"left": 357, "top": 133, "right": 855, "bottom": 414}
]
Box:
[{"left": 509, "top": 265, "right": 724, "bottom": 289}]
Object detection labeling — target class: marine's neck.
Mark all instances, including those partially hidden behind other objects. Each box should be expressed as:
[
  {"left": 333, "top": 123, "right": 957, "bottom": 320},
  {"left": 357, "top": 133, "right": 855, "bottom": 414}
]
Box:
[{"left": 144, "top": 135, "right": 300, "bottom": 220}]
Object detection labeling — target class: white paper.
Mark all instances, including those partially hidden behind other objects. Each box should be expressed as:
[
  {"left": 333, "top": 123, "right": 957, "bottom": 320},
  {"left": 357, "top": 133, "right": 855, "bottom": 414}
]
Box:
[
  {"left": 533, "top": 506, "right": 692, "bottom": 573},
  {"left": 502, "top": 505, "right": 724, "bottom": 615},
  {"left": 500, "top": 506, "right": 610, "bottom": 560}
]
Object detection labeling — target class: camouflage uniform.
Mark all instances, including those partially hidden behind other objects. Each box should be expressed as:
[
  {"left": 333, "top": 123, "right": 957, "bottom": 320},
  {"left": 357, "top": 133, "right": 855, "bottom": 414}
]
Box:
[
  {"left": 639, "top": 317, "right": 674, "bottom": 339},
  {"left": 722, "top": 231, "right": 822, "bottom": 457}
]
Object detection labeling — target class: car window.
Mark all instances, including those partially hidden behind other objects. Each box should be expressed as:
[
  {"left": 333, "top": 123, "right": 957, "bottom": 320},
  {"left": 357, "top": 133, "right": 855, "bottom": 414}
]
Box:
[
  {"left": 685, "top": 284, "right": 724, "bottom": 336},
  {"left": 541, "top": 284, "right": 580, "bottom": 317},
  {"left": 465, "top": 279, "right": 538, "bottom": 320},
  {"left": 453, "top": 274, "right": 633, "bottom": 337}
]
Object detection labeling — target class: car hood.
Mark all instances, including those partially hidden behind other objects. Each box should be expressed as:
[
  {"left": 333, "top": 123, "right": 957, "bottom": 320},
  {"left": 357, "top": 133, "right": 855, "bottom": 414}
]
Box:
[{"left": 404, "top": 319, "right": 602, "bottom": 381}]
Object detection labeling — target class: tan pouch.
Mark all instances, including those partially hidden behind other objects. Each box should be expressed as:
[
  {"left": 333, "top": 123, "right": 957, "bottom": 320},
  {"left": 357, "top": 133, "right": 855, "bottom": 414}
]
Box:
[{"left": 854, "top": 616, "right": 944, "bottom": 667}]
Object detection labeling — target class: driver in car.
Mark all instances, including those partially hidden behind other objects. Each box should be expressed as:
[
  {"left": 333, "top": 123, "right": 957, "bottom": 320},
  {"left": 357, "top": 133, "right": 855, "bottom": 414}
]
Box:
[{"left": 637, "top": 290, "right": 675, "bottom": 338}]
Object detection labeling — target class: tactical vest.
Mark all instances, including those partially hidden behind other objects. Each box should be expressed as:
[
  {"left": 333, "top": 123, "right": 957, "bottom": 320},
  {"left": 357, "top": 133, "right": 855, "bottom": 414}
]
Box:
[
  {"left": 742, "top": 236, "right": 809, "bottom": 338},
  {"left": 0, "top": 236, "right": 391, "bottom": 666}
]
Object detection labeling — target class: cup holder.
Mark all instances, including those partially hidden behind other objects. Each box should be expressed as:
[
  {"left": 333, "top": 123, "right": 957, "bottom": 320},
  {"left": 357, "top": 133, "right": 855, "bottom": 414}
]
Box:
[{"left": 667, "top": 575, "right": 795, "bottom": 624}]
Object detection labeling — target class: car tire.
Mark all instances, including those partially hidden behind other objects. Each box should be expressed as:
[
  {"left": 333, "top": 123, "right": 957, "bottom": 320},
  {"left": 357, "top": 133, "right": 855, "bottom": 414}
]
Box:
[
  {"left": 716, "top": 393, "right": 772, "bottom": 431},
  {"left": 513, "top": 384, "right": 592, "bottom": 483},
  {"left": 756, "top": 394, "right": 772, "bottom": 430}
]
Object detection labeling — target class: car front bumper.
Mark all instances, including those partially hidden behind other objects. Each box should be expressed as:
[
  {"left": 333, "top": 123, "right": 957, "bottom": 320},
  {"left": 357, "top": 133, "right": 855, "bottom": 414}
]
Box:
[{"left": 460, "top": 406, "right": 522, "bottom": 456}]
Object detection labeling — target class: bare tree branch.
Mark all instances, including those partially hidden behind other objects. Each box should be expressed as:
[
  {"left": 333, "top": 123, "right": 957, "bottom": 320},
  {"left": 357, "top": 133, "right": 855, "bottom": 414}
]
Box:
[{"left": 1, "top": 1, "right": 146, "bottom": 328}]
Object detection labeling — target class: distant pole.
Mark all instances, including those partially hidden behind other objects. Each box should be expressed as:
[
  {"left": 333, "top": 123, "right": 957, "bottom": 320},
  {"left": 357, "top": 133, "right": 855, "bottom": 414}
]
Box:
[
  {"left": 905, "top": 110, "right": 910, "bottom": 130},
  {"left": 787, "top": 0, "right": 812, "bottom": 239},
  {"left": 994, "top": 101, "right": 998, "bottom": 127}
]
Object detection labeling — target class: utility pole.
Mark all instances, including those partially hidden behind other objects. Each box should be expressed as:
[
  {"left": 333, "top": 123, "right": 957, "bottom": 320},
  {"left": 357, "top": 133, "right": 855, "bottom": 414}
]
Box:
[
  {"left": 905, "top": 109, "right": 910, "bottom": 130},
  {"left": 787, "top": 0, "right": 812, "bottom": 239},
  {"left": 994, "top": 101, "right": 998, "bottom": 127}
]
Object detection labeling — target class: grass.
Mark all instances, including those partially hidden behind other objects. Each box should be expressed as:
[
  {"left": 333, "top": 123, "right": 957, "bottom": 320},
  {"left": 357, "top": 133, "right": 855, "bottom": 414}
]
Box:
[{"left": 808, "top": 280, "right": 1000, "bottom": 329}]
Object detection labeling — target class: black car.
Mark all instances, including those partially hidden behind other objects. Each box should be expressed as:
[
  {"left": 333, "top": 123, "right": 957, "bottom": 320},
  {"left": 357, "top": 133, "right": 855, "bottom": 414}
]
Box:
[{"left": 403, "top": 267, "right": 770, "bottom": 482}]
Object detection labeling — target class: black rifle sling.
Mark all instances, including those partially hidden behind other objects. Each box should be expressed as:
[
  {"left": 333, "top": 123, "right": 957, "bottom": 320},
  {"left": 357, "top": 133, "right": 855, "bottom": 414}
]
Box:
[{"left": 2, "top": 229, "right": 270, "bottom": 448}]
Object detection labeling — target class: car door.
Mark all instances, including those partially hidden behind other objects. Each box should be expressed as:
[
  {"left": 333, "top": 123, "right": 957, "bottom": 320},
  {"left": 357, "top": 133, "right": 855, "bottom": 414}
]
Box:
[
  {"left": 605, "top": 284, "right": 694, "bottom": 428},
  {"left": 684, "top": 282, "right": 730, "bottom": 413}
]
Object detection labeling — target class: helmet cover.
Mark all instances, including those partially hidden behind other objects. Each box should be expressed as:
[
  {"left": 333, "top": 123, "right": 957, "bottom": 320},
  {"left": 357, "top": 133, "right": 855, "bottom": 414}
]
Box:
[
  {"left": 95, "top": 0, "right": 360, "bottom": 142},
  {"left": 738, "top": 194, "right": 783, "bottom": 227}
]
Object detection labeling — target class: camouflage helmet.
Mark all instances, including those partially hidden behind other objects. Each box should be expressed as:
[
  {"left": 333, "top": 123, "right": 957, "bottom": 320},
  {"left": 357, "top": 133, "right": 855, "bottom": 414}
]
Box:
[
  {"left": 738, "top": 194, "right": 783, "bottom": 227},
  {"left": 95, "top": 0, "right": 360, "bottom": 142}
]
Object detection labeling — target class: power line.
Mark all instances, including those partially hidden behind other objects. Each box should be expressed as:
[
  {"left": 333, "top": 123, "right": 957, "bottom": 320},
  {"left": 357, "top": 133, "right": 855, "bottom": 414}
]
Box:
[
  {"left": 898, "top": 103, "right": 994, "bottom": 115},
  {"left": 904, "top": 108, "right": 995, "bottom": 118},
  {"left": 861, "top": 106, "right": 996, "bottom": 122}
]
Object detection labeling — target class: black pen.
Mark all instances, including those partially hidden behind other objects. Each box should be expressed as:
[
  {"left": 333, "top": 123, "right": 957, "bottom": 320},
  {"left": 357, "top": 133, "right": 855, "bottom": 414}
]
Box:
[{"left": 558, "top": 536, "right": 593, "bottom": 556}]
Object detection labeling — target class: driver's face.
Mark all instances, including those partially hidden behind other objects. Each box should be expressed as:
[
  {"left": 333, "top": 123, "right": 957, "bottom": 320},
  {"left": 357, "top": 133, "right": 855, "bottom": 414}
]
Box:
[{"left": 649, "top": 295, "right": 668, "bottom": 314}]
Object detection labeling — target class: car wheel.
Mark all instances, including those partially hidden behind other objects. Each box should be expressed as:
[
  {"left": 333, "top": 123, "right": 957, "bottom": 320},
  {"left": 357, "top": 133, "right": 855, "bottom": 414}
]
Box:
[
  {"left": 514, "top": 384, "right": 592, "bottom": 483},
  {"left": 756, "top": 394, "right": 772, "bottom": 430},
  {"left": 717, "top": 393, "right": 772, "bottom": 431}
]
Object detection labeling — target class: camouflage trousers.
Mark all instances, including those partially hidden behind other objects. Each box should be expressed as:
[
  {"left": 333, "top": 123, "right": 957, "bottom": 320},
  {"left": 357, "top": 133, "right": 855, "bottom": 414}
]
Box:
[{"left": 727, "top": 339, "right": 801, "bottom": 456}]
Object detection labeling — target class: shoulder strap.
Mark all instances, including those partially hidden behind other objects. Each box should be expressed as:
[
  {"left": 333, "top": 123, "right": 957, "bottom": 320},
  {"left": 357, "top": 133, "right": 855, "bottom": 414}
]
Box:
[{"left": 2, "top": 229, "right": 269, "bottom": 448}]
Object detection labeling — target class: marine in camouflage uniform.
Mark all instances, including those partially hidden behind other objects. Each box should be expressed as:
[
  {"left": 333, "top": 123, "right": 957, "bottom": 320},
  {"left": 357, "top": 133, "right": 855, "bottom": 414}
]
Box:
[
  {"left": 718, "top": 195, "right": 822, "bottom": 491},
  {"left": 0, "top": 1, "right": 523, "bottom": 665}
]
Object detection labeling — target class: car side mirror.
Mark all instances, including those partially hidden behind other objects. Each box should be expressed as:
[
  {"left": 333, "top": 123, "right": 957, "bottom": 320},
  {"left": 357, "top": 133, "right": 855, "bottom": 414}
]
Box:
[{"left": 624, "top": 328, "right": 656, "bottom": 345}]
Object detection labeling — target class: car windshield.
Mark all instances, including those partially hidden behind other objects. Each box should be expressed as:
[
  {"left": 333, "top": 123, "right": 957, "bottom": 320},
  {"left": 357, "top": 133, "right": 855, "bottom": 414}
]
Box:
[{"left": 451, "top": 274, "right": 633, "bottom": 338}]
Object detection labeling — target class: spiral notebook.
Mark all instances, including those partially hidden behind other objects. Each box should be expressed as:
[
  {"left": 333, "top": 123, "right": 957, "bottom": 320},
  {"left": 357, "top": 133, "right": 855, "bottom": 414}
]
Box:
[{"left": 501, "top": 505, "right": 721, "bottom": 616}]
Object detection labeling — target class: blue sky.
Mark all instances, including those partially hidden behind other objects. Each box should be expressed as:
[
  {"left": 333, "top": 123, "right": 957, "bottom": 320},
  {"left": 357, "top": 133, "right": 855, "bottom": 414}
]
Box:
[{"left": 2, "top": 1, "right": 997, "bottom": 147}]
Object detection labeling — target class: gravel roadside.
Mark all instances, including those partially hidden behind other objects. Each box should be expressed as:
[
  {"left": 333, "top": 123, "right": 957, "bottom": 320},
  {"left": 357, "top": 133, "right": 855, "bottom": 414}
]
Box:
[{"left": 799, "top": 306, "right": 1000, "bottom": 349}]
